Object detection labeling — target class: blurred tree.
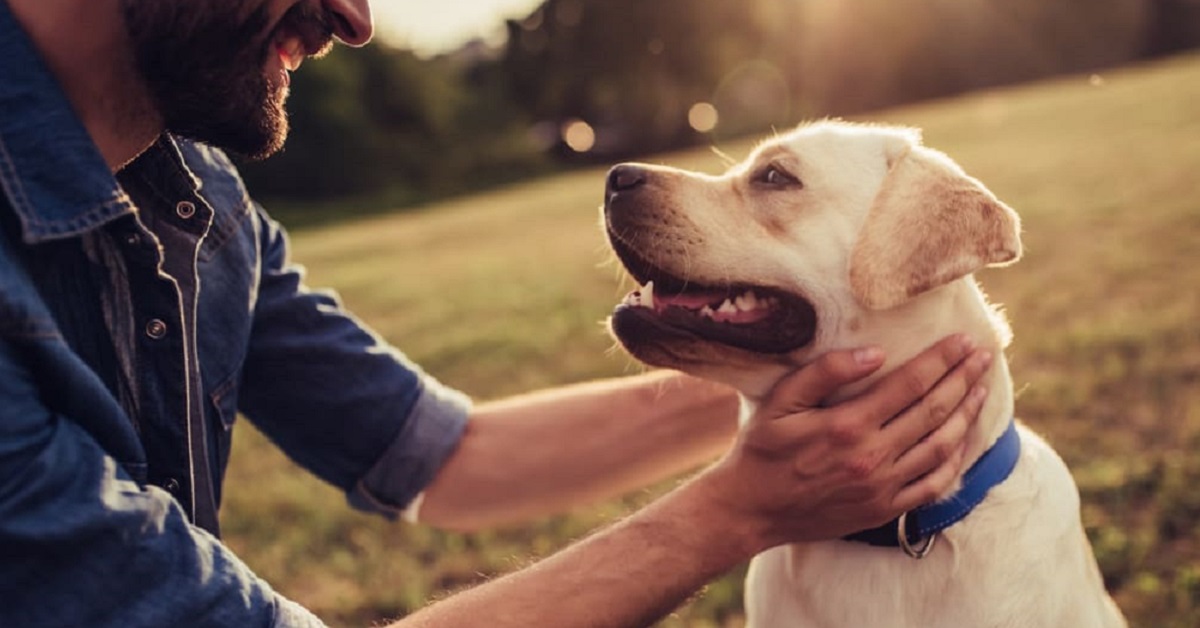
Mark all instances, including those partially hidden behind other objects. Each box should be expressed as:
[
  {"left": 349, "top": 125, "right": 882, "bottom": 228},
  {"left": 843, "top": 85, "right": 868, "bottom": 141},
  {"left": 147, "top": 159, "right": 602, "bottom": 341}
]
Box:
[
  {"left": 239, "top": 44, "right": 545, "bottom": 206},
  {"left": 787, "top": 0, "right": 1153, "bottom": 114},
  {"left": 237, "top": 0, "right": 1200, "bottom": 209},
  {"left": 1145, "top": 0, "right": 1200, "bottom": 56},
  {"left": 501, "top": 0, "right": 783, "bottom": 159},
  {"left": 239, "top": 46, "right": 379, "bottom": 200}
]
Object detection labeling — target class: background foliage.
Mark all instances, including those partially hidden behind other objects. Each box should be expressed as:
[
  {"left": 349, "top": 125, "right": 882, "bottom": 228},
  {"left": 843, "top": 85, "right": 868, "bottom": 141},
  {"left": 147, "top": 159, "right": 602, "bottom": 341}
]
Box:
[
  {"left": 223, "top": 51, "right": 1200, "bottom": 627},
  {"left": 239, "top": 0, "right": 1200, "bottom": 214}
]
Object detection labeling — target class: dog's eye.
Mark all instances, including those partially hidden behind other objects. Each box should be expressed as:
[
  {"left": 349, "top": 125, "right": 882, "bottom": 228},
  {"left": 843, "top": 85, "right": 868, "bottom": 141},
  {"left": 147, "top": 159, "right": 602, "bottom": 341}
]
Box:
[{"left": 754, "top": 164, "right": 802, "bottom": 188}]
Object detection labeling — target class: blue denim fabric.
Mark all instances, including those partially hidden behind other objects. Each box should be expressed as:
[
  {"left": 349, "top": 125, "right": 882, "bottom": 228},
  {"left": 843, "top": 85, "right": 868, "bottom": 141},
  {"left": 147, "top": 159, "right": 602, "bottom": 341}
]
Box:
[{"left": 0, "top": 2, "right": 470, "bottom": 626}]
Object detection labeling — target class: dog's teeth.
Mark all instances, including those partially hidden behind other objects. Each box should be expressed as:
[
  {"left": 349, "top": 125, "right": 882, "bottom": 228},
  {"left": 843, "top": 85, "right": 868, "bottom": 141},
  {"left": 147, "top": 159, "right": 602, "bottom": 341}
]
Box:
[
  {"left": 736, "top": 292, "right": 759, "bottom": 311},
  {"left": 643, "top": 281, "right": 655, "bottom": 309},
  {"left": 718, "top": 299, "right": 737, "bottom": 314},
  {"left": 700, "top": 305, "right": 715, "bottom": 318}
]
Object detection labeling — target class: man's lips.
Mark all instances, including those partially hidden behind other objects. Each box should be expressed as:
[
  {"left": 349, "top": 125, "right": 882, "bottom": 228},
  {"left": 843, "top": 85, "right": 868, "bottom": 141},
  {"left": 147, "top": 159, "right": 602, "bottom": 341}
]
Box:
[
  {"left": 276, "top": 37, "right": 305, "bottom": 72},
  {"left": 268, "top": 3, "right": 336, "bottom": 76}
]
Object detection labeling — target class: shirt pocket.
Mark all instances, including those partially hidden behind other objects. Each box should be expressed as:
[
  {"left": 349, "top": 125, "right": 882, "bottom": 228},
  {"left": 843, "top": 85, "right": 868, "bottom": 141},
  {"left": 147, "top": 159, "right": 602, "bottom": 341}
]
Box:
[{"left": 208, "top": 373, "right": 240, "bottom": 488}]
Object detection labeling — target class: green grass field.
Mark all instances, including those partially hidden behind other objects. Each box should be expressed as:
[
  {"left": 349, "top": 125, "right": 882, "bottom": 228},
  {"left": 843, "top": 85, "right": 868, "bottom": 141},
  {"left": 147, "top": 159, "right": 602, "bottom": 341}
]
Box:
[{"left": 221, "top": 52, "right": 1200, "bottom": 627}]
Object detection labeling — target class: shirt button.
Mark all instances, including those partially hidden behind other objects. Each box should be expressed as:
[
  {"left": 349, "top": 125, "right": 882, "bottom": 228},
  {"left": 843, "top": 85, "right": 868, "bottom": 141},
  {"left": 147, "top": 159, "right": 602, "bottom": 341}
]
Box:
[
  {"left": 176, "top": 200, "right": 197, "bottom": 220},
  {"left": 123, "top": 232, "right": 142, "bottom": 247},
  {"left": 162, "top": 478, "right": 181, "bottom": 494},
  {"left": 145, "top": 319, "right": 168, "bottom": 339}
]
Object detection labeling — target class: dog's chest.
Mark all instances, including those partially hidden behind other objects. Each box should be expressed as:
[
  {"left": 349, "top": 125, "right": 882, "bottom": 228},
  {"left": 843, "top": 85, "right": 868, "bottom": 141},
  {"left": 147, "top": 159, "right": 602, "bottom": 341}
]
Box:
[
  {"left": 744, "top": 540, "right": 991, "bottom": 627},
  {"left": 740, "top": 433, "right": 1120, "bottom": 628}
]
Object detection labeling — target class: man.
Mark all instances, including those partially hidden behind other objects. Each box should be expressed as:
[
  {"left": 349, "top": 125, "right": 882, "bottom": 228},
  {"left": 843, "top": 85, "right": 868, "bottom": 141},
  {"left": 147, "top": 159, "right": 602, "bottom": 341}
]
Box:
[{"left": 0, "top": 0, "right": 992, "bottom": 626}]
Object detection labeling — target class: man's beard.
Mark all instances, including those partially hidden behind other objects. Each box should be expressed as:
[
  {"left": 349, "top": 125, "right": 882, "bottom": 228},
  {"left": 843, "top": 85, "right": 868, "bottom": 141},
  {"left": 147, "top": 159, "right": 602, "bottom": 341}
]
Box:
[{"left": 120, "top": 1, "right": 333, "bottom": 161}]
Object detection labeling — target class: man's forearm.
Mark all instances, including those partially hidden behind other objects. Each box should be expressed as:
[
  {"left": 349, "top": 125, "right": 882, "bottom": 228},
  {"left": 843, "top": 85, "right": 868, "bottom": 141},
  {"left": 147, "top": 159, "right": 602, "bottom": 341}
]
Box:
[
  {"left": 418, "top": 371, "right": 740, "bottom": 531},
  {"left": 393, "top": 338, "right": 992, "bottom": 627},
  {"left": 395, "top": 473, "right": 754, "bottom": 628}
]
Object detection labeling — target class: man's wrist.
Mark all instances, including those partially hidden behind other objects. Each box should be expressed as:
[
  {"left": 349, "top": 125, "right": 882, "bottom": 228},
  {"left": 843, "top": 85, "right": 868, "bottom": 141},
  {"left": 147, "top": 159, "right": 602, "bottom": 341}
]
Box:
[{"left": 665, "top": 466, "right": 772, "bottom": 564}]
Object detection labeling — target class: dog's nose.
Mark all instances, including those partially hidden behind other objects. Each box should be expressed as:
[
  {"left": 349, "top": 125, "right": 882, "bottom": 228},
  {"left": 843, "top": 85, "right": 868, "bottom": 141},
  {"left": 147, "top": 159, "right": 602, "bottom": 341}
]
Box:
[{"left": 607, "top": 164, "right": 647, "bottom": 193}]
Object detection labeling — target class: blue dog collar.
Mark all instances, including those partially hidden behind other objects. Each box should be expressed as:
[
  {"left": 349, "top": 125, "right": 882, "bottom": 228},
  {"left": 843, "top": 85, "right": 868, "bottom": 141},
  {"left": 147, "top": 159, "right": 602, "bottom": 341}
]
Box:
[{"left": 843, "top": 419, "right": 1021, "bottom": 555}]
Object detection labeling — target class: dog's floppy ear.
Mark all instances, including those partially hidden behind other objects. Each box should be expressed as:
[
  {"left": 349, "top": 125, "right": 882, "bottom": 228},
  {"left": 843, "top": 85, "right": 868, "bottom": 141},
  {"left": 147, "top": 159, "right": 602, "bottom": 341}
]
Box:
[{"left": 849, "top": 140, "right": 1022, "bottom": 310}]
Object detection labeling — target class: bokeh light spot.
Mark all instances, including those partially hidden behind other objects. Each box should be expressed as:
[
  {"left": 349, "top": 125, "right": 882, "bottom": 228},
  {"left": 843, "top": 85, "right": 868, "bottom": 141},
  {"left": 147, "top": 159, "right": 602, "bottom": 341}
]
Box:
[
  {"left": 562, "top": 119, "right": 596, "bottom": 152},
  {"left": 688, "top": 102, "right": 719, "bottom": 133}
]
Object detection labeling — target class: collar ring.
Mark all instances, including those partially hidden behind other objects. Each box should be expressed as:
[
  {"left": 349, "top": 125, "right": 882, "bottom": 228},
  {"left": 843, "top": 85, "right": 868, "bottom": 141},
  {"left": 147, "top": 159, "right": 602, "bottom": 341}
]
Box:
[{"left": 897, "top": 511, "right": 937, "bottom": 559}]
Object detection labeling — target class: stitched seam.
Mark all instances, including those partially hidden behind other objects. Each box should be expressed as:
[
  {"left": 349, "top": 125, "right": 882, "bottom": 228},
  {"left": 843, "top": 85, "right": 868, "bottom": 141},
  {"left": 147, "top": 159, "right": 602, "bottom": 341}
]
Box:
[
  {"left": 0, "top": 133, "right": 134, "bottom": 239},
  {"left": 210, "top": 374, "right": 240, "bottom": 430},
  {"left": 917, "top": 492, "right": 990, "bottom": 537},
  {"left": 915, "top": 426, "right": 1021, "bottom": 537},
  {"left": 173, "top": 139, "right": 253, "bottom": 260},
  {"left": 0, "top": 132, "right": 37, "bottom": 231},
  {"left": 24, "top": 194, "right": 135, "bottom": 235}
]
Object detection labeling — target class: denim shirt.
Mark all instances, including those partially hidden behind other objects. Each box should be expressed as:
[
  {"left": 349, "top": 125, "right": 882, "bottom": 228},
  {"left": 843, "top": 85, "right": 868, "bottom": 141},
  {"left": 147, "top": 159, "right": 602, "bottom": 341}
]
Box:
[{"left": 0, "top": 3, "right": 470, "bottom": 626}]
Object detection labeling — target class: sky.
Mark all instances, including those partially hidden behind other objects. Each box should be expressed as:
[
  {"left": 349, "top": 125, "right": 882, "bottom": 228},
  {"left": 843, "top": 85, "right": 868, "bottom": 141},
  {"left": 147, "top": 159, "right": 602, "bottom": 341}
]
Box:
[{"left": 371, "top": 0, "right": 545, "bottom": 55}]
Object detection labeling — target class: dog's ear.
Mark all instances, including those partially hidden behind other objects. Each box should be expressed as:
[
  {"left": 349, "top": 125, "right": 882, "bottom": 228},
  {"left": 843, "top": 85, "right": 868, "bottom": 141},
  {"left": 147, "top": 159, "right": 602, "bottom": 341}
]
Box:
[{"left": 849, "top": 141, "right": 1022, "bottom": 310}]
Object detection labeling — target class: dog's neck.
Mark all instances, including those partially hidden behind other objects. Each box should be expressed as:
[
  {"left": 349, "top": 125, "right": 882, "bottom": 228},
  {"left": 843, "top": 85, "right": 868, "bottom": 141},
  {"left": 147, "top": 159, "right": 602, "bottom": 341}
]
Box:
[
  {"left": 744, "top": 277, "right": 1014, "bottom": 497},
  {"left": 841, "top": 279, "right": 1013, "bottom": 482}
]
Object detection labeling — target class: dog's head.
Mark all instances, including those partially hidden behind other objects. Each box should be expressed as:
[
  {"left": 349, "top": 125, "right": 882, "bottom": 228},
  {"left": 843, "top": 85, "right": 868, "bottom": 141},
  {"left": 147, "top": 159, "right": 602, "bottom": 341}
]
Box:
[{"left": 602, "top": 121, "right": 1021, "bottom": 397}]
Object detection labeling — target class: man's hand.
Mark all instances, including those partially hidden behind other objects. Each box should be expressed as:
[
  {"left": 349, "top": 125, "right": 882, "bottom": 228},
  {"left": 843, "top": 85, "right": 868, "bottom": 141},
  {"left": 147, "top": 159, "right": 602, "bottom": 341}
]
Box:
[{"left": 698, "top": 334, "right": 993, "bottom": 553}]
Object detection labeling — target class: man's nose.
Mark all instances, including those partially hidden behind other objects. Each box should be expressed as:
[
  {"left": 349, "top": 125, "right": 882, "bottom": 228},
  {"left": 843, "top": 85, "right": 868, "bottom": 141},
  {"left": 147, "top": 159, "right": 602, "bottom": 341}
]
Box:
[{"left": 324, "top": 0, "right": 373, "bottom": 47}]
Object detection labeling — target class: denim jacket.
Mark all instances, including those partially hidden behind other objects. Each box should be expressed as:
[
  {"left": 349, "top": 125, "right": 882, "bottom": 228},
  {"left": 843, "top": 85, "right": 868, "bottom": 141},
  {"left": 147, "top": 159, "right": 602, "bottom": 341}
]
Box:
[{"left": 0, "top": 2, "right": 470, "bottom": 626}]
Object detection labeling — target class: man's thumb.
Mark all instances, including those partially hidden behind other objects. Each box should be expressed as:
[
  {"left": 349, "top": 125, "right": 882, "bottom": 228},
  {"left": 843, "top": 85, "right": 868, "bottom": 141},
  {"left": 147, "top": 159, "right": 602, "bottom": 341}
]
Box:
[{"left": 760, "top": 347, "right": 885, "bottom": 419}]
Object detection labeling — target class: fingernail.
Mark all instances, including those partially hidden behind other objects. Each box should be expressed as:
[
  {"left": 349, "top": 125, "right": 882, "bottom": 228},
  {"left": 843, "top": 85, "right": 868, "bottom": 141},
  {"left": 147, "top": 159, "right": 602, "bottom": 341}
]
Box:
[
  {"left": 854, "top": 346, "right": 884, "bottom": 366},
  {"left": 970, "top": 385, "right": 988, "bottom": 403},
  {"left": 959, "top": 334, "right": 976, "bottom": 353}
]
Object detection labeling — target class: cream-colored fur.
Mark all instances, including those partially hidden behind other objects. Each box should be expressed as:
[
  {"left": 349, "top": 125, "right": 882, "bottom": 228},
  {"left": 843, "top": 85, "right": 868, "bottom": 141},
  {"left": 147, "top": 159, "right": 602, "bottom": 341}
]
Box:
[{"left": 602, "top": 121, "right": 1125, "bottom": 627}]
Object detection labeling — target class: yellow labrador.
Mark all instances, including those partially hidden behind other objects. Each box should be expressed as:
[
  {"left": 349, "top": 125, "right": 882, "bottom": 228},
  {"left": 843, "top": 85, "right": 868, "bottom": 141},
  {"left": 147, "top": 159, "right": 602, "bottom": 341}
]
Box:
[{"left": 601, "top": 121, "right": 1125, "bottom": 627}]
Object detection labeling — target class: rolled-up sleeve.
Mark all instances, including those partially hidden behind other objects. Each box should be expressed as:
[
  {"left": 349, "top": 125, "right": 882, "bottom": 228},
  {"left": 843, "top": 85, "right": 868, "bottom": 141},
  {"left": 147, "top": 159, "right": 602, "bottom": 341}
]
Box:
[
  {"left": 348, "top": 374, "right": 471, "bottom": 519},
  {"left": 0, "top": 339, "right": 324, "bottom": 627},
  {"left": 239, "top": 209, "right": 470, "bottom": 517}
]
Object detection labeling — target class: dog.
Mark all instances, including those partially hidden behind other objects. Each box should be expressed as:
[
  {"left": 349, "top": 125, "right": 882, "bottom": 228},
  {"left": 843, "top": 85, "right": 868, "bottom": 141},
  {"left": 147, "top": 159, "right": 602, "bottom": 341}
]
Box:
[{"left": 601, "top": 121, "right": 1126, "bottom": 627}]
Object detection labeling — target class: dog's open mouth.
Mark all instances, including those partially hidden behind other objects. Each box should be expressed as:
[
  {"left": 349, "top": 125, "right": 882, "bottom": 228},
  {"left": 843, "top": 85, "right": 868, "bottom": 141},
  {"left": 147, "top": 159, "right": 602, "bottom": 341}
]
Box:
[{"left": 609, "top": 238, "right": 817, "bottom": 355}]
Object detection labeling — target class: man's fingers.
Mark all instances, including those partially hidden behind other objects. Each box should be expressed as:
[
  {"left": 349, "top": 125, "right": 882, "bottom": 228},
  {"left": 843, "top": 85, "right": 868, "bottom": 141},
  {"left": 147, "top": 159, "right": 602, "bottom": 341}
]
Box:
[
  {"left": 891, "top": 383, "right": 981, "bottom": 475},
  {"left": 855, "top": 334, "right": 977, "bottom": 427},
  {"left": 881, "top": 349, "right": 993, "bottom": 450},
  {"left": 891, "top": 442, "right": 967, "bottom": 513},
  {"left": 759, "top": 347, "right": 885, "bottom": 420}
]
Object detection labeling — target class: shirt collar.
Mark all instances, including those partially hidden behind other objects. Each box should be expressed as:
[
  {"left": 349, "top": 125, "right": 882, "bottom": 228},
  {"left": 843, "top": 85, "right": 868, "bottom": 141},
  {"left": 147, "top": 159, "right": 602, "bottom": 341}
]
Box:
[{"left": 0, "top": 0, "right": 135, "bottom": 244}]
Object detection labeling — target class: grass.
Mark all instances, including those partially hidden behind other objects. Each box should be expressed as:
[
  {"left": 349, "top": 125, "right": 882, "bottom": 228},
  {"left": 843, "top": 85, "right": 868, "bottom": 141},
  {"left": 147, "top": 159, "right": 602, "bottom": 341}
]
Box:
[{"left": 221, "top": 52, "right": 1200, "bottom": 627}]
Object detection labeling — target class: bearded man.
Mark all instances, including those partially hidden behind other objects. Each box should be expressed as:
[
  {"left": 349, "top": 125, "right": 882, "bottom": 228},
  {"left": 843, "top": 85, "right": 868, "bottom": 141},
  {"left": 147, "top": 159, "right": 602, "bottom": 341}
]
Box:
[{"left": 0, "top": 1, "right": 992, "bottom": 626}]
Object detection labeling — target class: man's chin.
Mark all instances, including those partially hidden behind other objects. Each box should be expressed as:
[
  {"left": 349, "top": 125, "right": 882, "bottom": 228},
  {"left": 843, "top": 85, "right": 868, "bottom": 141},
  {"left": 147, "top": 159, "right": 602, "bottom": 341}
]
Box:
[
  {"left": 168, "top": 100, "right": 288, "bottom": 161},
  {"left": 231, "top": 125, "right": 287, "bottom": 162}
]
